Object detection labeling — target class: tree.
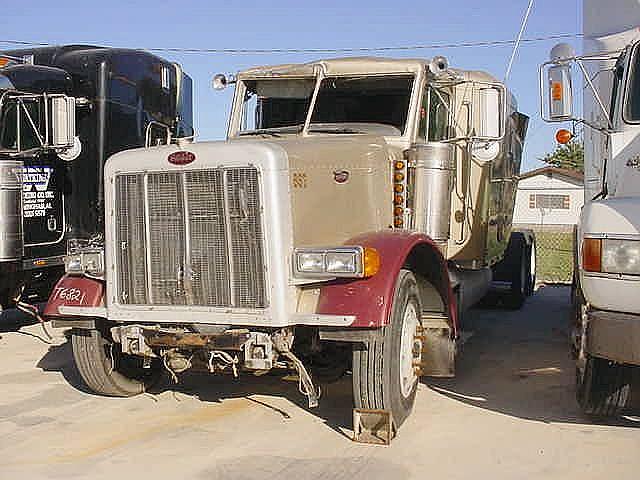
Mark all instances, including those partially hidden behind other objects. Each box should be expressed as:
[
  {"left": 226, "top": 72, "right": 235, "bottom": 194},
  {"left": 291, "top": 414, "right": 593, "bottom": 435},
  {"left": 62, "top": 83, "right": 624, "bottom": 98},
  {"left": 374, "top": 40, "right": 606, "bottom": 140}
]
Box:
[{"left": 539, "top": 140, "right": 584, "bottom": 173}]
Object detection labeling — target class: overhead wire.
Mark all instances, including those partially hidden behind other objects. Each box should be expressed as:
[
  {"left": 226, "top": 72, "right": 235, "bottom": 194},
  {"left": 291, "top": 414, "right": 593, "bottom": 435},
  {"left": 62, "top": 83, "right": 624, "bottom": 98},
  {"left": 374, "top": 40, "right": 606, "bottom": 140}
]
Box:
[{"left": 0, "top": 33, "right": 582, "bottom": 55}]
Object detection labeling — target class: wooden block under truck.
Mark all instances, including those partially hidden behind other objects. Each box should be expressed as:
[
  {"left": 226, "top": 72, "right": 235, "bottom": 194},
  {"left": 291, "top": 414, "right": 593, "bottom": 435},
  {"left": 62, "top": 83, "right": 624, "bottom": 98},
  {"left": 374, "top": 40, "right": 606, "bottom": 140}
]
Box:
[{"left": 45, "top": 56, "right": 533, "bottom": 429}]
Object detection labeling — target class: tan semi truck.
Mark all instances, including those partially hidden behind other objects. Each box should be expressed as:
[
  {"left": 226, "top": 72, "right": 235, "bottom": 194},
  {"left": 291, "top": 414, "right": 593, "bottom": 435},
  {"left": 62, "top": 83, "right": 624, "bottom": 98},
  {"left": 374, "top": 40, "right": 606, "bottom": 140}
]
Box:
[{"left": 45, "top": 56, "right": 533, "bottom": 428}]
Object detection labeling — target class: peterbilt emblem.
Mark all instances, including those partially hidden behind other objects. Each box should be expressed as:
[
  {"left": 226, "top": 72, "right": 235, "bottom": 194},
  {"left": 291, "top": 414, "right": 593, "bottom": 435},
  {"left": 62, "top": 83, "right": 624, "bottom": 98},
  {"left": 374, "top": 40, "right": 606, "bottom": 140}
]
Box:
[
  {"left": 333, "top": 170, "right": 350, "bottom": 184},
  {"left": 168, "top": 151, "right": 195, "bottom": 165},
  {"left": 626, "top": 155, "right": 640, "bottom": 170}
]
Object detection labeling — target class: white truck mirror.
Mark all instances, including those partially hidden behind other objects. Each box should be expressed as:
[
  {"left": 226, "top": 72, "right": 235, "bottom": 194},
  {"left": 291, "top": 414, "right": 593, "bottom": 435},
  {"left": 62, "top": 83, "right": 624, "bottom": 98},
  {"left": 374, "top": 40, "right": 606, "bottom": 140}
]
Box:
[{"left": 548, "top": 63, "right": 574, "bottom": 121}]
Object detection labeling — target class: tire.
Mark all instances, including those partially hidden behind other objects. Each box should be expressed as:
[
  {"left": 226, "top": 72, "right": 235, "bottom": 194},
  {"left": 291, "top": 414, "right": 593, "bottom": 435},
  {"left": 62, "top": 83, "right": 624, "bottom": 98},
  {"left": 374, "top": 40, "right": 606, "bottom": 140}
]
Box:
[
  {"left": 353, "top": 269, "right": 422, "bottom": 427},
  {"left": 503, "top": 234, "right": 527, "bottom": 310},
  {"left": 0, "top": 290, "right": 9, "bottom": 311},
  {"left": 71, "top": 327, "right": 160, "bottom": 397},
  {"left": 577, "top": 355, "right": 632, "bottom": 417}
]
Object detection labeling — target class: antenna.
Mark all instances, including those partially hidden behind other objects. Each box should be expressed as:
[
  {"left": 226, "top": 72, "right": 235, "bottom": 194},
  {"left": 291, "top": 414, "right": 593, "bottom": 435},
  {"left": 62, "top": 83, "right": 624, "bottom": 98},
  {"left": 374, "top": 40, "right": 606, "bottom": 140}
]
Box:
[{"left": 504, "top": 0, "right": 535, "bottom": 83}]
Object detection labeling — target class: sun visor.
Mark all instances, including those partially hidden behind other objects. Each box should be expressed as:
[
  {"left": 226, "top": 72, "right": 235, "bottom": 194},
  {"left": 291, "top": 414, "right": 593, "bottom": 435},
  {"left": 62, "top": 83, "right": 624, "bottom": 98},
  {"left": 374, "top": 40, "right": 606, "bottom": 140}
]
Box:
[
  {"left": 255, "top": 79, "right": 315, "bottom": 99},
  {"left": 0, "top": 65, "right": 72, "bottom": 94}
]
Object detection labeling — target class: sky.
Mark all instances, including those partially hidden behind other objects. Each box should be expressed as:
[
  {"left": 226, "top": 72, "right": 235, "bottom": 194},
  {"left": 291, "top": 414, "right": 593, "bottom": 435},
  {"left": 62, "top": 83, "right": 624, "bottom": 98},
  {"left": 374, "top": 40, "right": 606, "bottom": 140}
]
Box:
[{"left": 0, "top": 0, "right": 583, "bottom": 172}]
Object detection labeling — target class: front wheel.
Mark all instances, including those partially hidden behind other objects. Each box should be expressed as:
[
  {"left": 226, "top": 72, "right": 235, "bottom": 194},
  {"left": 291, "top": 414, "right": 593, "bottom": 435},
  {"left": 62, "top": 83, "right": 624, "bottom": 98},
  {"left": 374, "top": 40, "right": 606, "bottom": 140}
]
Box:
[
  {"left": 71, "top": 327, "right": 160, "bottom": 397},
  {"left": 352, "top": 269, "right": 422, "bottom": 428}
]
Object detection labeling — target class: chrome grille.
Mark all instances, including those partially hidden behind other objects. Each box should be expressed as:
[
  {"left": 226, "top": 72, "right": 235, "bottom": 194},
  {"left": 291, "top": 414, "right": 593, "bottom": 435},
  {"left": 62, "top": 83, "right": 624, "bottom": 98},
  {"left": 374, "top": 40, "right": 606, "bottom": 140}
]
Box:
[{"left": 115, "top": 168, "right": 267, "bottom": 308}]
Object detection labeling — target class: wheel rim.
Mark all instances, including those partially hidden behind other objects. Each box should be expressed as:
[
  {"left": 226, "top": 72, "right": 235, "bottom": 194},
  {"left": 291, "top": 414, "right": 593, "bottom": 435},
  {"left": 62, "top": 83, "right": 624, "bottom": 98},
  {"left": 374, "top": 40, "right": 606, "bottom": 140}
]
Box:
[{"left": 400, "top": 300, "right": 420, "bottom": 398}]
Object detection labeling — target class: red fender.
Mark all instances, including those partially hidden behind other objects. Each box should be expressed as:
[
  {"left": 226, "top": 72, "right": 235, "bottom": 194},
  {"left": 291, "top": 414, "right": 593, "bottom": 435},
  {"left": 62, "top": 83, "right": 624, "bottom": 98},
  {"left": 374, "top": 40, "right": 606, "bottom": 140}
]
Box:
[
  {"left": 44, "top": 275, "right": 105, "bottom": 317},
  {"left": 316, "top": 230, "right": 457, "bottom": 334}
]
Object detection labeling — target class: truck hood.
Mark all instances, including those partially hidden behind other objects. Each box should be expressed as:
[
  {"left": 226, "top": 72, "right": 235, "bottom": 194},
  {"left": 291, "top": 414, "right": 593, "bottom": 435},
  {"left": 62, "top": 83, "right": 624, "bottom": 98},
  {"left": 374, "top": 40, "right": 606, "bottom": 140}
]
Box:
[
  {"left": 105, "top": 134, "right": 398, "bottom": 249},
  {"left": 581, "top": 197, "right": 640, "bottom": 237}
]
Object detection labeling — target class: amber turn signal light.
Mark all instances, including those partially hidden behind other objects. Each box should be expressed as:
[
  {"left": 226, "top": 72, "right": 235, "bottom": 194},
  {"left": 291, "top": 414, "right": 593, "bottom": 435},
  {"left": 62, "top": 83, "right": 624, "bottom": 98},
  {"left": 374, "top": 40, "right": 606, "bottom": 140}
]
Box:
[
  {"left": 362, "top": 247, "right": 381, "bottom": 277},
  {"left": 555, "top": 129, "right": 573, "bottom": 145},
  {"left": 582, "top": 238, "right": 602, "bottom": 273}
]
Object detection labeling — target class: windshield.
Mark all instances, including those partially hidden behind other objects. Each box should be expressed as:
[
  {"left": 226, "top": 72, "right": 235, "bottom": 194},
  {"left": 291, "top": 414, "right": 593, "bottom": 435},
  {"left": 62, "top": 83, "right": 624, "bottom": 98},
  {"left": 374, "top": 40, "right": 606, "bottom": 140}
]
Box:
[
  {"left": 237, "top": 74, "right": 415, "bottom": 136},
  {"left": 310, "top": 75, "right": 414, "bottom": 135},
  {"left": 625, "top": 44, "right": 640, "bottom": 123},
  {"left": 0, "top": 96, "right": 43, "bottom": 151},
  {"left": 238, "top": 78, "right": 315, "bottom": 134}
]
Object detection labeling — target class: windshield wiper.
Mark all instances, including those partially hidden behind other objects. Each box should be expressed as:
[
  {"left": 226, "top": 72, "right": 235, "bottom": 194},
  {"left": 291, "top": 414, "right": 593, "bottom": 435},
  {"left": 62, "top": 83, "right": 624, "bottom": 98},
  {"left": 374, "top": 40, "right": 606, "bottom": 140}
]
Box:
[
  {"left": 239, "top": 129, "right": 283, "bottom": 137},
  {"left": 238, "top": 124, "right": 306, "bottom": 137},
  {"left": 308, "top": 127, "right": 365, "bottom": 134}
]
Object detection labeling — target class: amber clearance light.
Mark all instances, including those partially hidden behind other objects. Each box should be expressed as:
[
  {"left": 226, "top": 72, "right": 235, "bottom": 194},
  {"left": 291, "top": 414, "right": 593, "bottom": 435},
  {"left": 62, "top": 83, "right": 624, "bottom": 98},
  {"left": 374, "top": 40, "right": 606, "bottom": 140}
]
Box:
[
  {"left": 363, "top": 247, "right": 381, "bottom": 277},
  {"left": 582, "top": 238, "right": 602, "bottom": 273},
  {"left": 555, "top": 129, "right": 573, "bottom": 145},
  {"left": 168, "top": 151, "right": 196, "bottom": 165}
]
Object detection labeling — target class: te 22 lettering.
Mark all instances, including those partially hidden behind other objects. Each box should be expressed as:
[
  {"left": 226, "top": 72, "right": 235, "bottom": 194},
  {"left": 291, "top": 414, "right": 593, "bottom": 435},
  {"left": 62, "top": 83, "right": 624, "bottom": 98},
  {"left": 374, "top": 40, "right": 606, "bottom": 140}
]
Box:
[{"left": 53, "top": 287, "right": 86, "bottom": 304}]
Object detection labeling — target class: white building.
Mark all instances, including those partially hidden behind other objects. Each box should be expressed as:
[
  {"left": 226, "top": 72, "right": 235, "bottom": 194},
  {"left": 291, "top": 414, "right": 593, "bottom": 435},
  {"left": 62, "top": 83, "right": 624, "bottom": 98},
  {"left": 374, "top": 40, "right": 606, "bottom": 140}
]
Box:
[{"left": 513, "top": 167, "right": 584, "bottom": 227}]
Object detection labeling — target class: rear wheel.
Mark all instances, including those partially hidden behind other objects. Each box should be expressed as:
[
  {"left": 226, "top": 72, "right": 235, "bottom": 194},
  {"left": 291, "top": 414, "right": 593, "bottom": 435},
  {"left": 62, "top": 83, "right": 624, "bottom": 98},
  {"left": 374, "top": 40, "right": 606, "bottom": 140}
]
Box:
[
  {"left": 503, "top": 234, "right": 528, "bottom": 310},
  {"left": 352, "top": 269, "right": 422, "bottom": 427},
  {"left": 525, "top": 238, "right": 536, "bottom": 296},
  {"left": 577, "top": 355, "right": 632, "bottom": 417},
  {"left": 71, "top": 327, "right": 160, "bottom": 397}
]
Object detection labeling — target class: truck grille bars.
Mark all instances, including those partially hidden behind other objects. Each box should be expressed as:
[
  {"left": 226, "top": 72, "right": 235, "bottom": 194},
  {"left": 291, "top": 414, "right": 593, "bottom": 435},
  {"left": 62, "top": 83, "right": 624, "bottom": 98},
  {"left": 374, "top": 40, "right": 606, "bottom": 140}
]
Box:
[{"left": 114, "top": 168, "right": 267, "bottom": 309}]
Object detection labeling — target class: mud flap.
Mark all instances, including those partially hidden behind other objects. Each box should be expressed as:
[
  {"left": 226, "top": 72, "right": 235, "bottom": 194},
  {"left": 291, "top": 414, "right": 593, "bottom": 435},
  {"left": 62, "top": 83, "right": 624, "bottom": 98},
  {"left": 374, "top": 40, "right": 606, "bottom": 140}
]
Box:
[{"left": 416, "top": 314, "right": 455, "bottom": 377}]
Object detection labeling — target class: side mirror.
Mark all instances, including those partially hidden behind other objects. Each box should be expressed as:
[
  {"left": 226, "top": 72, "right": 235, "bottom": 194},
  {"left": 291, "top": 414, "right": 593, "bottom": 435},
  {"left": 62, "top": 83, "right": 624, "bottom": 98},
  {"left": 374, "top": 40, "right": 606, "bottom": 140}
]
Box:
[
  {"left": 0, "top": 93, "right": 78, "bottom": 156},
  {"left": 50, "top": 95, "right": 76, "bottom": 148},
  {"left": 547, "top": 64, "right": 573, "bottom": 121},
  {"left": 477, "top": 86, "right": 504, "bottom": 140},
  {"left": 212, "top": 73, "right": 236, "bottom": 91}
]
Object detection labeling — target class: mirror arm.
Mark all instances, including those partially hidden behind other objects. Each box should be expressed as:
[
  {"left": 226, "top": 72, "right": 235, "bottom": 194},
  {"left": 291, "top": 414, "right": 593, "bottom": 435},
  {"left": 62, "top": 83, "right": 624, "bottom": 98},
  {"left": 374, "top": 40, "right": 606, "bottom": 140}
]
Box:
[
  {"left": 576, "top": 59, "right": 613, "bottom": 129},
  {"left": 18, "top": 99, "right": 45, "bottom": 147}
]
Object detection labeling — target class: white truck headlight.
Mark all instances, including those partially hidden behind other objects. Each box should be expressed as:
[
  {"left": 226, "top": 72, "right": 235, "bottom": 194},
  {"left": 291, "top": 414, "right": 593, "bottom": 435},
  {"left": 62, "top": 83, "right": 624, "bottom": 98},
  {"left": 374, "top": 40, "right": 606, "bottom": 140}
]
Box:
[
  {"left": 583, "top": 237, "right": 640, "bottom": 276},
  {"left": 293, "top": 246, "right": 380, "bottom": 279},
  {"left": 602, "top": 239, "right": 640, "bottom": 275}
]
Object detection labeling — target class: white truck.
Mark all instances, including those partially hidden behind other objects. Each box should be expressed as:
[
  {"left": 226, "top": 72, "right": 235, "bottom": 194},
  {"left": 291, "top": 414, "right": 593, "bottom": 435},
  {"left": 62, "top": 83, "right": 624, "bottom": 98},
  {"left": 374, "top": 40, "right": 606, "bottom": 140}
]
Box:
[{"left": 540, "top": 0, "right": 640, "bottom": 415}]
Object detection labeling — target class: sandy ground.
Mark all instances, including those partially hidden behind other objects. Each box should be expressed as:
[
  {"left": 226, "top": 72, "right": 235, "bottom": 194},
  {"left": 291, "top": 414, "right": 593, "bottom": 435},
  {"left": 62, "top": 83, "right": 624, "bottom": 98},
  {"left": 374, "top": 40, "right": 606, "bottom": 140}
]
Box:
[{"left": 0, "top": 285, "right": 638, "bottom": 479}]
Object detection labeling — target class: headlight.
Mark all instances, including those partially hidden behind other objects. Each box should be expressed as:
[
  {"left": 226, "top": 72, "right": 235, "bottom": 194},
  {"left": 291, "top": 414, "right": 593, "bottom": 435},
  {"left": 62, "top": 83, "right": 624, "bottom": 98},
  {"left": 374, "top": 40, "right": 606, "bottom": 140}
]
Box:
[
  {"left": 583, "top": 238, "right": 640, "bottom": 275},
  {"left": 293, "top": 246, "right": 380, "bottom": 279},
  {"left": 65, "top": 239, "right": 105, "bottom": 277}
]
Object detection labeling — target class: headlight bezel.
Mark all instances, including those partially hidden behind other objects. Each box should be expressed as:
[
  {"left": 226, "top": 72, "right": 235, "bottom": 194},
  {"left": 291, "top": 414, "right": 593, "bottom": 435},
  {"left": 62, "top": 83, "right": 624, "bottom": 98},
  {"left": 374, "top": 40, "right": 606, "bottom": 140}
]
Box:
[
  {"left": 583, "top": 235, "right": 640, "bottom": 277},
  {"left": 293, "top": 246, "right": 380, "bottom": 279},
  {"left": 64, "top": 238, "right": 105, "bottom": 278}
]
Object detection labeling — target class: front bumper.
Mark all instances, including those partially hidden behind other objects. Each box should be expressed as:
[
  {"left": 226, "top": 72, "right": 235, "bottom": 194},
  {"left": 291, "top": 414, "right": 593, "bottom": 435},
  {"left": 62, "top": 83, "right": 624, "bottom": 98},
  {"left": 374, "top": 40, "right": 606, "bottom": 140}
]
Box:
[
  {"left": 55, "top": 305, "right": 355, "bottom": 328},
  {"left": 587, "top": 308, "right": 640, "bottom": 366}
]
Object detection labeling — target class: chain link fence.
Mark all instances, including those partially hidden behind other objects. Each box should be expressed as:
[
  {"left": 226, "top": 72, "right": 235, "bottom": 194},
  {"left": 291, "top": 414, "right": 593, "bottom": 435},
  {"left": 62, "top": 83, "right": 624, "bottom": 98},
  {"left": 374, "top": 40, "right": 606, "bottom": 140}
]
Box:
[{"left": 515, "top": 224, "right": 576, "bottom": 284}]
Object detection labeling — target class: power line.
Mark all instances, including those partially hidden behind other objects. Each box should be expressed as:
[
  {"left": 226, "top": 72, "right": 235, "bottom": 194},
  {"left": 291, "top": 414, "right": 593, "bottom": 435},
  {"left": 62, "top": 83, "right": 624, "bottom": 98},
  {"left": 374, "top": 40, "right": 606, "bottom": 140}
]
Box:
[{"left": 0, "top": 33, "right": 582, "bottom": 55}]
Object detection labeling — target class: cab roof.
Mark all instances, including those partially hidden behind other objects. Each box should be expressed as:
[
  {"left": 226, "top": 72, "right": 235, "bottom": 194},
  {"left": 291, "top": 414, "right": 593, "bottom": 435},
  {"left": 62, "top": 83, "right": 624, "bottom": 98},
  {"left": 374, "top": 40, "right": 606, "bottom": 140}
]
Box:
[{"left": 237, "top": 56, "right": 500, "bottom": 84}]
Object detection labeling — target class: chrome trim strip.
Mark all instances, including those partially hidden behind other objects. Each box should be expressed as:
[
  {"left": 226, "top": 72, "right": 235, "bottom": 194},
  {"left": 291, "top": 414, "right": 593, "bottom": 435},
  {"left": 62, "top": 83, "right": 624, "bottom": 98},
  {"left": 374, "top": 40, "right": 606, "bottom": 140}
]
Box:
[
  {"left": 583, "top": 233, "right": 640, "bottom": 241},
  {"left": 143, "top": 173, "right": 154, "bottom": 303},
  {"left": 222, "top": 169, "right": 236, "bottom": 306}
]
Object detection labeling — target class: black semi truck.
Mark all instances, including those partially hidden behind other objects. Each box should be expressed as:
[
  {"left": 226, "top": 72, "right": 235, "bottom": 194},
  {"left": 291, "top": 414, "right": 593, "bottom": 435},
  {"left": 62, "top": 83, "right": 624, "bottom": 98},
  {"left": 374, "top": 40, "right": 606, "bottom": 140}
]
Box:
[{"left": 0, "top": 45, "right": 193, "bottom": 309}]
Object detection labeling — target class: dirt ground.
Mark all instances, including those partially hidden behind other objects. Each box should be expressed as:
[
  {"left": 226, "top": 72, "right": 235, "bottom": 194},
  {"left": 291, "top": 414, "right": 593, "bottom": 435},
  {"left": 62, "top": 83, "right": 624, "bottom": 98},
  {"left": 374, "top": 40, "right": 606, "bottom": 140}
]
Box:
[{"left": 0, "top": 285, "right": 638, "bottom": 480}]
